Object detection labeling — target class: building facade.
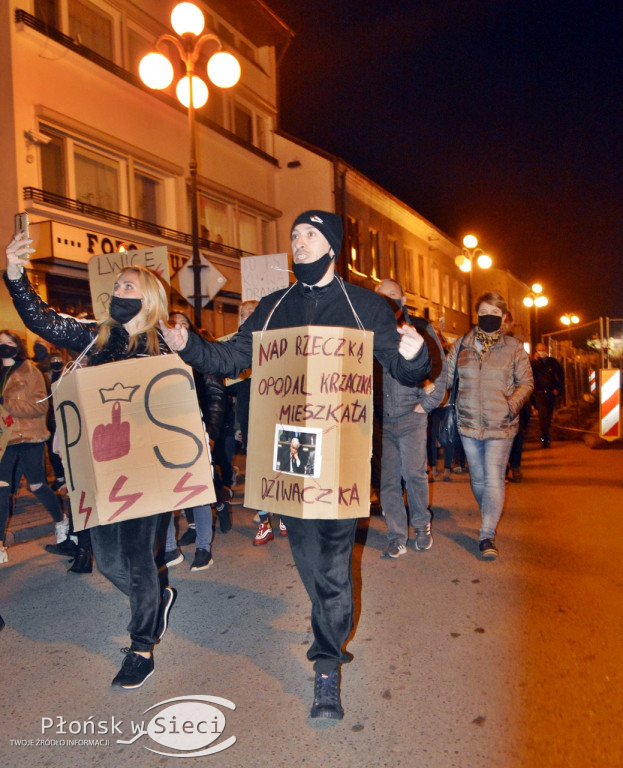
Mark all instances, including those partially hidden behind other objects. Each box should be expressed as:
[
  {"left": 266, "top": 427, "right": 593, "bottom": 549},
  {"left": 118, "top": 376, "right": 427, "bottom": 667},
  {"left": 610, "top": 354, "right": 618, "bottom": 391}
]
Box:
[{"left": 1, "top": 0, "right": 529, "bottom": 347}]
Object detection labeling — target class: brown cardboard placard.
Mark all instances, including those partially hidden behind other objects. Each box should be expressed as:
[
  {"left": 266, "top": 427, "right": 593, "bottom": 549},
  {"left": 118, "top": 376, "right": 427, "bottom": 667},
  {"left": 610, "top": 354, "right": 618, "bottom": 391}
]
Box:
[
  {"left": 244, "top": 326, "right": 374, "bottom": 519},
  {"left": 53, "top": 354, "right": 215, "bottom": 530}
]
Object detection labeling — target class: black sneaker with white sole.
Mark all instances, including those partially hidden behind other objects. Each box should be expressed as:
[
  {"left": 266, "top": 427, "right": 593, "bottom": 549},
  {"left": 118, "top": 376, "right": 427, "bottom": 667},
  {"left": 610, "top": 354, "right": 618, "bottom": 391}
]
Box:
[
  {"left": 190, "top": 548, "right": 214, "bottom": 572},
  {"left": 164, "top": 548, "right": 184, "bottom": 567},
  {"left": 479, "top": 538, "right": 499, "bottom": 560},
  {"left": 111, "top": 648, "right": 154, "bottom": 689},
  {"left": 156, "top": 585, "right": 176, "bottom": 641}
]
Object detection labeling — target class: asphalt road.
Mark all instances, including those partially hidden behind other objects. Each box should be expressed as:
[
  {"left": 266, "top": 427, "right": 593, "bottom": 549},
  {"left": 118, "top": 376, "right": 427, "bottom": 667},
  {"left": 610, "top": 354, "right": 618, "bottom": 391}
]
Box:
[{"left": 0, "top": 438, "right": 622, "bottom": 768}]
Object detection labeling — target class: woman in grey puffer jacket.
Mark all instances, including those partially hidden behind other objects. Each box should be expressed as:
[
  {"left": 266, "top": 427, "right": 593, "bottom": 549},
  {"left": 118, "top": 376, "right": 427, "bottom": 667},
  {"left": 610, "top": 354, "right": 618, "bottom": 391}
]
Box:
[{"left": 446, "top": 292, "right": 533, "bottom": 560}]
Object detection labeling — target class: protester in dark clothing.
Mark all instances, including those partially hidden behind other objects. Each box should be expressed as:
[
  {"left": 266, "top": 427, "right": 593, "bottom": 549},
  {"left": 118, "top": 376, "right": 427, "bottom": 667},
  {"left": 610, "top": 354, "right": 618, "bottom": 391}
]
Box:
[
  {"left": 531, "top": 342, "right": 564, "bottom": 448},
  {"left": 161, "top": 209, "right": 430, "bottom": 720},
  {"left": 5, "top": 234, "right": 176, "bottom": 690},
  {"left": 374, "top": 278, "right": 446, "bottom": 558}
]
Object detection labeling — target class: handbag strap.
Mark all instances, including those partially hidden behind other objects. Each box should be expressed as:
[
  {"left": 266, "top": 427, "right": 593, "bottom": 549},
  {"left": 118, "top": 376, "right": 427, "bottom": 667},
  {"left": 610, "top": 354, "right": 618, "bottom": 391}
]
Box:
[{"left": 448, "top": 335, "right": 465, "bottom": 406}]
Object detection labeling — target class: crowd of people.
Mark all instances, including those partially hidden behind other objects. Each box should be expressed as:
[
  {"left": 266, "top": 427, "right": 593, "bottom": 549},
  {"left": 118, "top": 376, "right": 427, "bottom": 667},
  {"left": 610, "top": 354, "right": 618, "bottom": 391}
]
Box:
[{"left": 2, "top": 208, "right": 566, "bottom": 720}]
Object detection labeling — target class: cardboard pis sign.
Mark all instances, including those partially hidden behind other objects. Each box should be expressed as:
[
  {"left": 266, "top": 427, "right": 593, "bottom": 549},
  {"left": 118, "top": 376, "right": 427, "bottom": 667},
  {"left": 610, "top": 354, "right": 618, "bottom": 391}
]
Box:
[
  {"left": 88, "top": 246, "right": 170, "bottom": 319},
  {"left": 53, "top": 355, "right": 215, "bottom": 531},
  {"left": 240, "top": 253, "right": 289, "bottom": 301},
  {"left": 244, "top": 326, "right": 374, "bottom": 519}
]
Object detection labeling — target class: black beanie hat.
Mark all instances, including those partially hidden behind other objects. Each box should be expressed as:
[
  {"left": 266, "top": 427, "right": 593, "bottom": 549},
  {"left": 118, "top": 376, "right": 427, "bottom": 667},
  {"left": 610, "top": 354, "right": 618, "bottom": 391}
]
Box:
[{"left": 291, "top": 210, "right": 343, "bottom": 260}]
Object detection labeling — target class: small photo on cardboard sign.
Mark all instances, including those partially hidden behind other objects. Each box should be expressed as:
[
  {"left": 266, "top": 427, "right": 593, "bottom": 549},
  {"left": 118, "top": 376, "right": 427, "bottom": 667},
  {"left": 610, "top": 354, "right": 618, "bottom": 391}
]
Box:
[{"left": 273, "top": 425, "right": 322, "bottom": 478}]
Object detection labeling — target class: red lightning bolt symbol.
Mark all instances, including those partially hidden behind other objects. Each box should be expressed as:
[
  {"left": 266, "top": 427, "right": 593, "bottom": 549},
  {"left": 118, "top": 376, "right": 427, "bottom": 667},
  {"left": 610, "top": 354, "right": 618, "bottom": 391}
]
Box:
[
  {"left": 78, "top": 491, "right": 92, "bottom": 528},
  {"left": 106, "top": 475, "right": 143, "bottom": 522},
  {"left": 173, "top": 472, "right": 209, "bottom": 507}
]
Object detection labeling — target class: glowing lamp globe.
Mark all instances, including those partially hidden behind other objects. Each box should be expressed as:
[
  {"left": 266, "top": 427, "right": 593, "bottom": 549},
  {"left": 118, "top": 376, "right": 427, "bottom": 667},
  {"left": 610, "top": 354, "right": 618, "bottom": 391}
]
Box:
[
  {"left": 531, "top": 283, "right": 543, "bottom": 294},
  {"left": 476, "top": 253, "right": 492, "bottom": 269},
  {"left": 176, "top": 75, "right": 208, "bottom": 108},
  {"left": 535, "top": 295, "right": 548, "bottom": 308},
  {"left": 454, "top": 254, "right": 471, "bottom": 272},
  {"left": 171, "top": 2, "right": 205, "bottom": 36},
  {"left": 207, "top": 52, "right": 241, "bottom": 88},
  {"left": 523, "top": 296, "right": 534, "bottom": 307},
  {"left": 463, "top": 235, "right": 478, "bottom": 249},
  {"left": 139, "top": 53, "right": 174, "bottom": 89},
  {"left": 560, "top": 315, "right": 571, "bottom": 325}
]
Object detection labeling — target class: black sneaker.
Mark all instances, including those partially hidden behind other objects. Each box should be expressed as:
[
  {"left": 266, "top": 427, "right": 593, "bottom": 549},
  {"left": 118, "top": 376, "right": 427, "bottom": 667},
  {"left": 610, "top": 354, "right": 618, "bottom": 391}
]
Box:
[
  {"left": 190, "top": 548, "right": 214, "bottom": 572},
  {"left": 479, "top": 538, "right": 499, "bottom": 560},
  {"left": 310, "top": 669, "right": 344, "bottom": 720},
  {"left": 415, "top": 523, "right": 433, "bottom": 551},
  {"left": 215, "top": 501, "right": 232, "bottom": 533},
  {"left": 156, "top": 586, "right": 176, "bottom": 641},
  {"left": 164, "top": 548, "right": 184, "bottom": 567},
  {"left": 111, "top": 648, "right": 154, "bottom": 689},
  {"left": 178, "top": 526, "right": 197, "bottom": 546},
  {"left": 50, "top": 478, "right": 67, "bottom": 492},
  {"left": 45, "top": 539, "right": 79, "bottom": 556}
]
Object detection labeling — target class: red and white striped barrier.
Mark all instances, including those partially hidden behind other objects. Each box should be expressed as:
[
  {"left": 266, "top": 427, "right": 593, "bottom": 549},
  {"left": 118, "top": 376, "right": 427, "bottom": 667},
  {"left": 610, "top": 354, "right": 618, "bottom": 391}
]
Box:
[
  {"left": 589, "top": 368, "right": 597, "bottom": 395},
  {"left": 600, "top": 369, "right": 620, "bottom": 441}
]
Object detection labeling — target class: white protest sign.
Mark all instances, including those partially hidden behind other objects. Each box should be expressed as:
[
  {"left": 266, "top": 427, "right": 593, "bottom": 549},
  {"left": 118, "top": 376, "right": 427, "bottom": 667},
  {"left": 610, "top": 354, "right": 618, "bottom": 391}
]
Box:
[{"left": 240, "top": 253, "right": 289, "bottom": 301}]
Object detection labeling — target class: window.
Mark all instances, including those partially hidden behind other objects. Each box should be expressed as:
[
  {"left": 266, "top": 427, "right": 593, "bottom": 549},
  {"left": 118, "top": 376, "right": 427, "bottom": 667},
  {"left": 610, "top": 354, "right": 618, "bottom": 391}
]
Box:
[
  {"left": 200, "top": 196, "right": 229, "bottom": 245},
  {"left": 460, "top": 284, "right": 469, "bottom": 314},
  {"left": 234, "top": 103, "right": 253, "bottom": 144},
  {"left": 238, "top": 211, "right": 258, "bottom": 253},
  {"left": 346, "top": 217, "right": 361, "bottom": 273},
  {"left": 418, "top": 254, "right": 427, "bottom": 298},
  {"left": 74, "top": 146, "right": 119, "bottom": 210},
  {"left": 134, "top": 169, "right": 161, "bottom": 224},
  {"left": 369, "top": 229, "right": 380, "bottom": 279},
  {"left": 442, "top": 273, "right": 450, "bottom": 308},
  {"left": 431, "top": 264, "right": 440, "bottom": 304},
  {"left": 68, "top": 0, "right": 114, "bottom": 61},
  {"left": 403, "top": 246, "right": 415, "bottom": 292},
  {"left": 205, "top": 89, "right": 224, "bottom": 129},
  {"left": 39, "top": 124, "right": 166, "bottom": 225},
  {"left": 388, "top": 238, "right": 398, "bottom": 280},
  {"left": 452, "top": 278, "right": 459, "bottom": 310},
  {"left": 127, "top": 26, "right": 152, "bottom": 77}
]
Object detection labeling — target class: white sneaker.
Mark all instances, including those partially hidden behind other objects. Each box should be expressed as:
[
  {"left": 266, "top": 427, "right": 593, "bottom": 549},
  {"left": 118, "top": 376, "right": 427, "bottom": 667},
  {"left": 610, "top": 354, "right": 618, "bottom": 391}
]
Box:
[
  {"left": 54, "top": 515, "right": 70, "bottom": 543},
  {"left": 0, "top": 546, "right": 8, "bottom": 564}
]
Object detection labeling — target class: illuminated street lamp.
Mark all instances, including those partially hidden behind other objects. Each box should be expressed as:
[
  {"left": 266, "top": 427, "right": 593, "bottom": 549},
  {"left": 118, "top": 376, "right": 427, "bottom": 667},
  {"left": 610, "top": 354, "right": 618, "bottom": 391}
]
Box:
[
  {"left": 454, "top": 234, "right": 493, "bottom": 272},
  {"left": 139, "top": 2, "right": 241, "bottom": 326},
  {"left": 523, "top": 283, "right": 549, "bottom": 350},
  {"left": 560, "top": 312, "right": 580, "bottom": 326}
]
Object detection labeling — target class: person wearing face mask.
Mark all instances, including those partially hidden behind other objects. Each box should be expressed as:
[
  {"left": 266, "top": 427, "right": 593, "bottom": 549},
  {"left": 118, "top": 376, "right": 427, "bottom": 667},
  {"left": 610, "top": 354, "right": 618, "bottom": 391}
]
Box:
[
  {"left": 4, "top": 232, "right": 176, "bottom": 691},
  {"left": 0, "top": 330, "right": 67, "bottom": 565},
  {"left": 160, "top": 209, "right": 431, "bottom": 721},
  {"left": 446, "top": 292, "right": 533, "bottom": 560},
  {"left": 531, "top": 342, "right": 564, "bottom": 448}
]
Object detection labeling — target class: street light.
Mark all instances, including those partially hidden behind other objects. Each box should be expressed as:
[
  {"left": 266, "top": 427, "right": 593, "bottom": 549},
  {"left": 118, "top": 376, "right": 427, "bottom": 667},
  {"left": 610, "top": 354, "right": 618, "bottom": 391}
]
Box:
[
  {"left": 523, "top": 283, "right": 549, "bottom": 350},
  {"left": 139, "top": 1, "right": 241, "bottom": 327},
  {"left": 454, "top": 234, "right": 493, "bottom": 272},
  {"left": 560, "top": 312, "right": 580, "bottom": 326}
]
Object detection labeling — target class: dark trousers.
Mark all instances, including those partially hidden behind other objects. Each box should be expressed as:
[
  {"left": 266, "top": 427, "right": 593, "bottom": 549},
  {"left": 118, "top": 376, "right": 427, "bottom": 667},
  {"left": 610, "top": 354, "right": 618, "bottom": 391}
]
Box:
[
  {"left": 533, "top": 391, "right": 556, "bottom": 442},
  {"left": 283, "top": 515, "right": 358, "bottom": 673},
  {"left": 90, "top": 514, "right": 162, "bottom": 652},
  {"left": 0, "top": 442, "right": 63, "bottom": 539}
]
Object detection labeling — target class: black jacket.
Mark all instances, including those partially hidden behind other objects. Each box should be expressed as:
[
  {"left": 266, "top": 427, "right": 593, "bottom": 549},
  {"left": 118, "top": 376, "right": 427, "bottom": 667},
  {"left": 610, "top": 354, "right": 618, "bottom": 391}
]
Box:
[
  {"left": 4, "top": 271, "right": 226, "bottom": 439},
  {"left": 178, "top": 278, "right": 431, "bottom": 385},
  {"left": 531, "top": 355, "right": 565, "bottom": 397}
]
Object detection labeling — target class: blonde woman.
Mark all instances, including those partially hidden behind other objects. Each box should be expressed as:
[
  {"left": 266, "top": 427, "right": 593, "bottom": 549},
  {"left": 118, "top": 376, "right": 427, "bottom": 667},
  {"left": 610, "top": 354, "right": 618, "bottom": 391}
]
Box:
[{"left": 4, "top": 231, "right": 175, "bottom": 690}]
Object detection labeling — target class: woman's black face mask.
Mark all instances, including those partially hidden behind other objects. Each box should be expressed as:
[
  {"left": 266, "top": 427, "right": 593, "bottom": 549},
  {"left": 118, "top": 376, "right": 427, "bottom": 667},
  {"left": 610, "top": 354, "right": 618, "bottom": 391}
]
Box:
[
  {"left": 109, "top": 296, "right": 143, "bottom": 324},
  {"left": 477, "top": 314, "right": 503, "bottom": 333},
  {"left": 0, "top": 344, "right": 17, "bottom": 360}
]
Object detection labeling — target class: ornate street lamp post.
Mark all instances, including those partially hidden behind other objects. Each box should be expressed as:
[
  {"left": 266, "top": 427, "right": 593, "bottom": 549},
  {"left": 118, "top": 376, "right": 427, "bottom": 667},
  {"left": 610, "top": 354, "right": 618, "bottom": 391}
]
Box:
[
  {"left": 139, "top": 2, "right": 241, "bottom": 327},
  {"left": 523, "top": 283, "right": 548, "bottom": 351},
  {"left": 455, "top": 234, "right": 493, "bottom": 322}
]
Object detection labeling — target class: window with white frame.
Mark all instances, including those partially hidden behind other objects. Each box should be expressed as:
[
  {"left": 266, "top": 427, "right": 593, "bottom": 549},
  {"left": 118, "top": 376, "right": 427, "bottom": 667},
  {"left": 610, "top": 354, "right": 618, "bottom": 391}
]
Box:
[
  {"left": 452, "top": 278, "right": 459, "bottom": 310},
  {"left": 39, "top": 124, "right": 167, "bottom": 225},
  {"left": 418, "top": 253, "right": 427, "bottom": 298},
  {"left": 369, "top": 228, "right": 380, "bottom": 280},
  {"left": 200, "top": 196, "right": 229, "bottom": 245},
  {"left": 431, "top": 264, "right": 440, "bottom": 304},
  {"left": 403, "top": 246, "right": 415, "bottom": 293},
  {"left": 442, "top": 273, "right": 450, "bottom": 308}
]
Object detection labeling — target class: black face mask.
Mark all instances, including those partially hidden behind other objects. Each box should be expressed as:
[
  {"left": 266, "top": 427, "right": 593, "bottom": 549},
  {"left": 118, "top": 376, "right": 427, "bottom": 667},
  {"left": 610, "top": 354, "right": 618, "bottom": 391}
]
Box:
[
  {"left": 292, "top": 252, "right": 333, "bottom": 286},
  {"left": 50, "top": 360, "right": 64, "bottom": 372},
  {"left": 0, "top": 344, "right": 17, "bottom": 360},
  {"left": 477, "top": 314, "right": 503, "bottom": 333},
  {"left": 33, "top": 342, "right": 48, "bottom": 361},
  {"left": 109, "top": 296, "right": 143, "bottom": 324}
]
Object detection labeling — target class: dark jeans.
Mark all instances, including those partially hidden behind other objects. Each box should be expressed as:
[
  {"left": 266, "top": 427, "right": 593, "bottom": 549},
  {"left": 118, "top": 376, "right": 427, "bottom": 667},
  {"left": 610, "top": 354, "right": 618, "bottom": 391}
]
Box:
[
  {"left": 533, "top": 391, "right": 556, "bottom": 442},
  {"left": 283, "top": 515, "right": 358, "bottom": 673},
  {"left": 90, "top": 514, "right": 163, "bottom": 652},
  {"left": 0, "top": 442, "right": 63, "bottom": 539}
]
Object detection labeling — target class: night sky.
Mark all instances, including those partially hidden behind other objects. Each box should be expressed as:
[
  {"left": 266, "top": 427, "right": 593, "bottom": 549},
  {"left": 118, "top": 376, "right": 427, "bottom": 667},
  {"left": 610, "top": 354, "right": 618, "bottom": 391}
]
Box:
[{"left": 268, "top": 0, "right": 622, "bottom": 330}]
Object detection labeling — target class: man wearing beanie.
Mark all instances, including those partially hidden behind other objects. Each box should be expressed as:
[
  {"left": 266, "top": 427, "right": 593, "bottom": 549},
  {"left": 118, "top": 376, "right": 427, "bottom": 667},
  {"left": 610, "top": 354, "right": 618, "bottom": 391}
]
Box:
[{"left": 162, "top": 209, "right": 431, "bottom": 721}]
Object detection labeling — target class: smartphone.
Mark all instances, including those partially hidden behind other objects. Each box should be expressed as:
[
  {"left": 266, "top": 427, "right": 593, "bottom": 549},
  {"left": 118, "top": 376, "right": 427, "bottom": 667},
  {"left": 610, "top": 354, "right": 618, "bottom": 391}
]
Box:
[{"left": 14, "top": 212, "right": 29, "bottom": 238}]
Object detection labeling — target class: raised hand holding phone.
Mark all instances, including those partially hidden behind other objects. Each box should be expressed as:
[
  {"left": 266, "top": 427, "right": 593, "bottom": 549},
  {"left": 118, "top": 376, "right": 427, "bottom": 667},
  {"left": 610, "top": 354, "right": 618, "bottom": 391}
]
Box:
[{"left": 6, "top": 213, "right": 35, "bottom": 279}]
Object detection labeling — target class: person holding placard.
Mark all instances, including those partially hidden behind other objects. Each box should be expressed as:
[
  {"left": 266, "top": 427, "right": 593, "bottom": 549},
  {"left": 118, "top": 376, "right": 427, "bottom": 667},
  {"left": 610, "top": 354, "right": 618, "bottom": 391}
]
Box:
[
  {"left": 4, "top": 232, "right": 176, "bottom": 690},
  {"left": 161, "top": 209, "right": 431, "bottom": 721}
]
